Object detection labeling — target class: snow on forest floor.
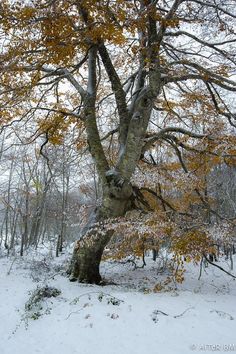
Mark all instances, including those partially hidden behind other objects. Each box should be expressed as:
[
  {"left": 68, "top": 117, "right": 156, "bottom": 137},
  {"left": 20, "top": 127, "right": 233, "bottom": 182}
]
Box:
[{"left": 0, "top": 245, "right": 236, "bottom": 354}]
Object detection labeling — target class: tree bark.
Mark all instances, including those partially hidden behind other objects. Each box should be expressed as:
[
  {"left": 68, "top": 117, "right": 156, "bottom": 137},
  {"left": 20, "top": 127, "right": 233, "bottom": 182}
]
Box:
[{"left": 68, "top": 176, "right": 133, "bottom": 283}]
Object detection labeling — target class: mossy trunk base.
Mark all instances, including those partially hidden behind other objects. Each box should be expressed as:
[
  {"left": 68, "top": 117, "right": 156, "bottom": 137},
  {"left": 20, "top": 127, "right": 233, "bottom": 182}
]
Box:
[
  {"left": 69, "top": 247, "right": 103, "bottom": 284},
  {"left": 68, "top": 178, "right": 133, "bottom": 284}
]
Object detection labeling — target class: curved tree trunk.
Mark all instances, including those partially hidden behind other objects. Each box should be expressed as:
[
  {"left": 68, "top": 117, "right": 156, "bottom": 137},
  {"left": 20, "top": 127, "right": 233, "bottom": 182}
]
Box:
[
  {"left": 69, "top": 226, "right": 114, "bottom": 284},
  {"left": 68, "top": 176, "right": 134, "bottom": 284}
]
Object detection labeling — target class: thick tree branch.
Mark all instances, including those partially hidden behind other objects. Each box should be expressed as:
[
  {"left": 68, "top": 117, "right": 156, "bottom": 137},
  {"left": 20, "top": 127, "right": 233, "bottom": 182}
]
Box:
[
  {"left": 168, "top": 60, "right": 236, "bottom": 88},
  {"left": 40, "top": 67, "right": 87, "bottom": 97},
  {"left": 164, "top": 31, "right": 236, "bottom": 64},
  {"left": 98, "top": 44, "right": 130, "bottom": 147},
  {"left": 84, "top": 46, "right": 109, "bottom": 181},
  {"left": 164, "top": 73, "right": 236, "bottom": 92},
  {"left": 142, "top": 127, "right": 210, "bottom": 153}
]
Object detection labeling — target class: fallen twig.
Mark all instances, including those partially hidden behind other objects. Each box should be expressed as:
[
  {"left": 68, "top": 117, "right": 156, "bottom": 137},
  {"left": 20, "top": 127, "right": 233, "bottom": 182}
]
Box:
[{"left": 174, "top": 307, "right": 194, "bottom": 318}]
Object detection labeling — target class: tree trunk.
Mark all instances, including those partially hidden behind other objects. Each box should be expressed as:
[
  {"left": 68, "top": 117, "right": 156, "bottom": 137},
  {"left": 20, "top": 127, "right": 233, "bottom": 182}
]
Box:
[
  {"left": 68, "top": 30, "right": 160, "bottom": 284},
  {"left": 68, "top": 176, "right": 133, "bottom": 283},
  {"left": 69, "top": 227, "right": 114, "bottom": 284}
]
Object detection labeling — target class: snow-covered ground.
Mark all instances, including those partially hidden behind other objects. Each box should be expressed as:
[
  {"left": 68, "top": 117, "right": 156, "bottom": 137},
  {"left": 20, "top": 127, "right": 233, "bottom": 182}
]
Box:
[{"left": 0, "top": 247, "right": 235, "bottom": 354}]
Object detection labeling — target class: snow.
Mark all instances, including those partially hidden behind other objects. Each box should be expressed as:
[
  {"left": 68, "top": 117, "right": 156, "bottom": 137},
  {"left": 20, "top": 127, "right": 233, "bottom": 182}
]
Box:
[{"left": 0, "top": 248, "right": 235, "bottom": 354}]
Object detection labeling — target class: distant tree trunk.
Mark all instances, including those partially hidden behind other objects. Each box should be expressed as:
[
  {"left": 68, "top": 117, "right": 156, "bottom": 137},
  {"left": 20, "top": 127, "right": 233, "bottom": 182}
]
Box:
[
  {"left": 20, "top": 194, "right": 29, "bottom": 257},
  {"left": 152, "top": 249, "right": 158, "bottom": 261},
  {"left": 59, "top": 162, "right": 70, "bottom": 253}
]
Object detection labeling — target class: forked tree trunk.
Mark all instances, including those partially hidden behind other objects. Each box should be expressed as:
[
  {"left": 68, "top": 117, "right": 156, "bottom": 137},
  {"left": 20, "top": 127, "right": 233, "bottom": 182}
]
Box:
[
  {"left": 68, "top": 26, "right": 160, "bottom": 284},
  {"left": 68, "top": 177, "right": 133, "bottom": 284}
]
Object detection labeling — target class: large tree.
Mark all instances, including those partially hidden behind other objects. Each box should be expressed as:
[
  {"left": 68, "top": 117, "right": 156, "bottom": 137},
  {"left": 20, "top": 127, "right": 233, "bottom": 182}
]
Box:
[{"left": 0, "top": 0, "right": 236, "bottom": 283}]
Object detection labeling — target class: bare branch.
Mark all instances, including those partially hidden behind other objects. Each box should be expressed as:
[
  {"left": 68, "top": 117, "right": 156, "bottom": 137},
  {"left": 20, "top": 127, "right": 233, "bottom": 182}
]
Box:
[{"left": 142, "top": 127, "right": 210, "bottom": 153}]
